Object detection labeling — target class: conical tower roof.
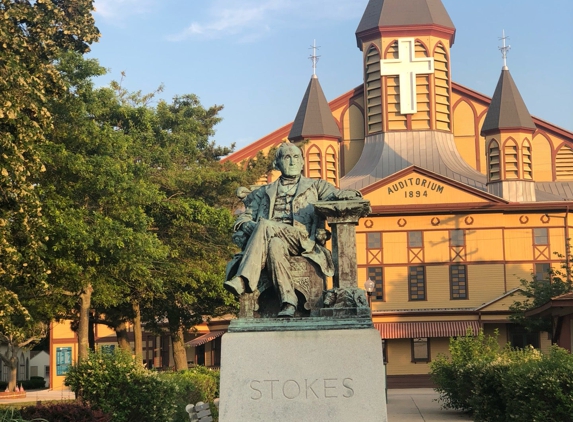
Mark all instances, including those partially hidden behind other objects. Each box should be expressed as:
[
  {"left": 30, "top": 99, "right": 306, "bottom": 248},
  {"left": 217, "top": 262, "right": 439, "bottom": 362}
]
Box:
[
  {"left": 356, "top": 0, "right": 455, "bottom": 47},
  {"left": 481, "top": 68, "right": 536, "bottom": 135},
  {"left": 288, "top": 75, "right": 341, "bottom": 142}
]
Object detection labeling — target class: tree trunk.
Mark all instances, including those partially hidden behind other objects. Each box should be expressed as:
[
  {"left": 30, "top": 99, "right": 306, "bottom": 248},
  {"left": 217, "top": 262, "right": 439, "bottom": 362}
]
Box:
[
  {"left": 172, "top": 326, "right": 188, "bottom": 371},
  {"left": 132, "top": 301, "right": 143, "bottom": 362},
  {"left": 78, "top": 284, "right": 94, "bottom": 362},
  {"left": 9, "top": 360, "right": 17, "bottom": 392},
  {"left": 1, "top": 340, "right": 26, "bottom": 392},
  {"left": 116, "top": 321, "right": 131, "bottom": 352}
]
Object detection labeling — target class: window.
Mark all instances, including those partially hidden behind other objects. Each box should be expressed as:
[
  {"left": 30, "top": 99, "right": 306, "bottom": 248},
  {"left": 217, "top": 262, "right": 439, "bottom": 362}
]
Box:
[
  {"left": 533, "top": 228, "right": 548, "bottom": 245},
  {"left": 535, "top": 263, "right": 550, "bottom": 281},
  {"left": 367, "top": 267, "right": 384, "bottom": 301},
  {"left": 450, "top": 229, "right": 465, "bottom": 247},
  {"left": 408, "top": 231, "right": 423, "bottom": 248},
  {"left": 504, "top": 141, "right": 519, "bottom": 179},
  {"left": 522, "top": 140, "right": 532, "bottom": 179},
  {"left": 307, "top": 146, "right": 322, "bottom": 180},
  {"left": 556, "top": 145, "right": 573, "bottom": 180},
  {"left": 100, "top": 345, "right": 115, "bottom": 354},
  {"left": 365, "top": 45, "right": 382, "bottom": 134},
  {"left": 408, "top": 266, "right": 426, "bottom": 301},
  {"left": 508, "top": 325, "right": 539, "bottom": 349},
  {"left": 367, "top": 232, "right": 381, "bottom": 249},
  {"left": 450, "top": 265, "right": 468, "bottom": 299},
  {"left": 488, "top": 140, "right": 500, "bottom": 181},
  {"left": 381, "top": 340, "right": 388, "bottom": 364},
  {"left": 411, "top": 338, "right": 430, "bottom": 362}
]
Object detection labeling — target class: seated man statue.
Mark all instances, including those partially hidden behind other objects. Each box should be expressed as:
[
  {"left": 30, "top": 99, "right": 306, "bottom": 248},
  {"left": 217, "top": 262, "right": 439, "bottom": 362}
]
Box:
[{"left": 224, "top": 142, "right": 361, "bottom": 317}]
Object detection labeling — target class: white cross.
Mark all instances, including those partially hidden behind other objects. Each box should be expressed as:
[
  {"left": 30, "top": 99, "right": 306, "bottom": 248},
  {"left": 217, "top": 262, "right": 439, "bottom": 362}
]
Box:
[{"left": 380, "top": 38, "right": 434, "bottom": 115}]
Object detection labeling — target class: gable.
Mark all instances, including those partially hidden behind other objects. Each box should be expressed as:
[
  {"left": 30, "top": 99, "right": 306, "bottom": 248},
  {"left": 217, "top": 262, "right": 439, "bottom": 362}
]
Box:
[
  {"left": 361, "top": 166, "right": 506, "bottom": 207},
  {"left": 476, "top": 289, "right": 524, "bottom": 313}
]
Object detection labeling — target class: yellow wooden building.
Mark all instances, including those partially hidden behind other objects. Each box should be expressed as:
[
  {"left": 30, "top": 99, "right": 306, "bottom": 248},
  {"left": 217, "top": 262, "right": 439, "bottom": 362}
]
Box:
[{"left": 222, "top": 0, "right": 573, "bottom": 386}]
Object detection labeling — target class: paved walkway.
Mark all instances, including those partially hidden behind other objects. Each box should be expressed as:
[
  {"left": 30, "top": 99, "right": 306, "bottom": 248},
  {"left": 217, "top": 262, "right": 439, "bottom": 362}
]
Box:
[
  {"left": 0, "top": 387, "right": 75, "bottom": 405},
  {"left": 1, "top": 387, "right": 471, "bottom": 421},
  {"left": 388, "top": 388, "right": 471, "bottom": 421}
]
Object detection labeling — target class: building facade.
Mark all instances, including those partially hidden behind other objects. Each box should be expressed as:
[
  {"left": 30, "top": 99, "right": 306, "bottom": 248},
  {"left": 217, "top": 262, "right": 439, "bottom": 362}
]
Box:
[{"left": 223, "top": 0, "right": 573, "bottom": 386}]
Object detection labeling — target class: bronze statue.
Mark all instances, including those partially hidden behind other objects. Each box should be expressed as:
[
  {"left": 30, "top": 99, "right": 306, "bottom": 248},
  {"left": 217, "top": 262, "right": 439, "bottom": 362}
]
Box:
[{"left": 224, "top": 143, "right": 361, "bottom": 317}]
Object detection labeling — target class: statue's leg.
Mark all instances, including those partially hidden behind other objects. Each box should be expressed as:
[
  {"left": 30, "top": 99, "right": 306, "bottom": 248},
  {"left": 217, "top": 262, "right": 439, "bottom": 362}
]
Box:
[
  {"left": 233, "top": 219, "right": 273, "bottom": 291},
  {"left": 267, "top": 237, "right": 298, "bottom": 309}
]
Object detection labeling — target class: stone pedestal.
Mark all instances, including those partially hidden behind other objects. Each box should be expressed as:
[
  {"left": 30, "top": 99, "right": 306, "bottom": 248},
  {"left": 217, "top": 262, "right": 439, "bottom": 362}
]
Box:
[
  {"left": 314, "top": 200, "right": 371, "bottom": 289},
  {"left": 219, "top": 326, "right": 387, "bottom": 422}
]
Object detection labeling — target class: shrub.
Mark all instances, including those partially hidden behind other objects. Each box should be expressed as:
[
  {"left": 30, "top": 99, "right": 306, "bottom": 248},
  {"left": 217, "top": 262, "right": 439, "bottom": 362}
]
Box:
[
  {"left": 19, "top": 377, "right": 46, "bottom": 390},
  {"left": 0, "top": 408, "right": 34, "bottom": 422},
  {"left": 20, "top": 402, "right": 112, "bottom": 422},
  {"left": 0, "top": 378, "right": 45, "bottom": 391},
  {"left": 501, "top": 346, "right": 573, "bottom": 422},
  {"left": 161, "top": 366, "right": 220, "bottom": 422},
  {"left": 431, "top": 332, "right": 573, "bottom": 422},
  {"left": 430, "top": 329, "right": 500, "bottom": 412},
  {"left": 65, "top": 349, "right": 179, "bottom": 422}
]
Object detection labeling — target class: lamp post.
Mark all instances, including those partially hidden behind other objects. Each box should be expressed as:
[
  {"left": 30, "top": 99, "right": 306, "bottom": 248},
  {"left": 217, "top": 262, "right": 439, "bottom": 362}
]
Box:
[{"left": 364, "top": 277, "right": 375, "bottom": 308}]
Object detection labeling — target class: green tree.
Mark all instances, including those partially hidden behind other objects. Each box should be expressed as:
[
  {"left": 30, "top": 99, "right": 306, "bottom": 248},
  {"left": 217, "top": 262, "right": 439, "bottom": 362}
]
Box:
[
  {"left": 130, "top": 94, "right": 263, "bottom": 369},
  {"left": 0, "top": 0, "right": 99, "bottom": 390},
  {"left": 510, "top": 253, "right": 573, "bottom": 337},
  {"left": 40, "top": 53, "right": 167, "bottom": 361}
]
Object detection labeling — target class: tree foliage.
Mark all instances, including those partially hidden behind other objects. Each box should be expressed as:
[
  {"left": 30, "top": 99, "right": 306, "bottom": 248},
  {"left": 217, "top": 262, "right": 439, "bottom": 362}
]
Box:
[
  {"left": 510, "top": 252, "right": 573, "bottom": 335},
  {"left": 0, "top": 0, "right": 99, "bottom": 389},
  {"left": 1, "top": 0, "right": 271, "bottom": 375},
  {"left": 40, "top": 54, "right": 269, "bottom": 365}
]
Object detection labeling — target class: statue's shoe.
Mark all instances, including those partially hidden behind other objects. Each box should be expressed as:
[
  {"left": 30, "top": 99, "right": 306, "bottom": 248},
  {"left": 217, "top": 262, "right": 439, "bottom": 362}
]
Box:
[
  {"left": 224, "top": 276, "right": 245, "bottom": 296},
  {"left": 277, "top": 303, "right": 296, "bottom": 318}
]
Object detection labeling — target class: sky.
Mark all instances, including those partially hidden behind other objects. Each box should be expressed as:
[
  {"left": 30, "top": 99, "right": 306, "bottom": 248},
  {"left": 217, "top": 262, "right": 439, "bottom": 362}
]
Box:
[{"left": 89, "top": 0, "right": 573, "bottom": 152}]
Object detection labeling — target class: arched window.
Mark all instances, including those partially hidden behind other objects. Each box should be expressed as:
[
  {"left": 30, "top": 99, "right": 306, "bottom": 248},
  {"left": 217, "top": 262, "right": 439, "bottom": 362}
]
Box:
[
  {"left": 385, "top": 41, "right": 407, "bottom": 131},
  {"left": 411, "top": 41, "right": 431, "bottom": 130},
  {"left": 556, "top": 144, "right": 573, "bottom": 180},
  {"left": 306, "top": 145, "right": 322, "bottom": 180},
  {"left": 325, "top": 146, "right": 338, "bottom": 186},
  {"left": 365, "top": 45, "right": 382, "bottom": 134},
  {"left": 434, "top": 43, "right": 450, "bottom": 131},
  {"left": 504, "top": 140, "right": 519, "bottom": 179},
  {"left": 488, "top": 140, "right": 500, "bottom": 181},
  {"left": 522, "top": 140, "right": 533, "bottom": 180}
]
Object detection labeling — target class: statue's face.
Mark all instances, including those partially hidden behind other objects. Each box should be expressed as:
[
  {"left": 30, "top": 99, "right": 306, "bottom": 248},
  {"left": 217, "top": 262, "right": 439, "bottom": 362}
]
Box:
[{"left": 276, "top": 145, "right": 303, "bottom": 177}]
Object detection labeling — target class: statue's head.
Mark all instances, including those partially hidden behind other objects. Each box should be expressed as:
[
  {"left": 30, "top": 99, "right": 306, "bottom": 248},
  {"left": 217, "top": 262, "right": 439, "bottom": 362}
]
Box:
[{"left": 274, "top": 143, "right": 303, "bottom": 177}]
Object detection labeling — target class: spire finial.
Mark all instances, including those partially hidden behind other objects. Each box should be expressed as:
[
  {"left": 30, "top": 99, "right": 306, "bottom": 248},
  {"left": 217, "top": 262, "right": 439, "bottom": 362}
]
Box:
[
  {"left": 309, "top": 40, "right": 321, "bottom": 77},
  {"left": 499, "top": 30, "right": 511, "bottom": 70}
]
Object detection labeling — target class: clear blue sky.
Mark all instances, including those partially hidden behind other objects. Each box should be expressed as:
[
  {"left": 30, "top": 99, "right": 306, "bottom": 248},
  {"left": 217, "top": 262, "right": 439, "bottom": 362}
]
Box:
[{"left": 90, "top": 0, "right": 573, "bottom": 151}]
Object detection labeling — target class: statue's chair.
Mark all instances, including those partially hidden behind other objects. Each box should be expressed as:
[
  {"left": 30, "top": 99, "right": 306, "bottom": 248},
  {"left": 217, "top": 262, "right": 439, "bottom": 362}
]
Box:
[{"left": 226, "top": 186, "right": 327, "bottom": 318}]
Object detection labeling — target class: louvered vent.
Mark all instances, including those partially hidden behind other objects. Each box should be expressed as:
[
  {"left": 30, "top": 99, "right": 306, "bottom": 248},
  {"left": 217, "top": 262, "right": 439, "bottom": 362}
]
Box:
[
  {"left": 434, "top": 43, "right": 450, "bottom": 131},
  {"left": 522, "top": 141, "right": 532, "bottom": 180},
  {"left": 307, "top": 147, "right": 322, "bottom": 180},
  {"left": 411, "top": 41, "right": 431, "bottom": 130},
  {"left": 365, "top": 46, "right": 382, "bottom": 134},
  {"left": 556, "top": 145, "right": 573, "bottom": 180},
  {"left": 488, "top": 140, "right": 500, "bottom": 181},
  {"left": 325, "top": 147, "right": 337, "bottom": 186},
  {"left": 386, "top": 41, "right": 407, "bottom": 131},
  {"left": 504, "top": 142, "right": 519, "bottom": 179}
]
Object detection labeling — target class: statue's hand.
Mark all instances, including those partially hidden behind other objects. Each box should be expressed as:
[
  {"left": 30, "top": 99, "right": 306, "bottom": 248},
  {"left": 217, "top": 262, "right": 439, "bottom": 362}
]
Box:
[
  {"left": 336, "top": 189, "right": 361, "bottom": 200},
  {"left": 315, "top": 228, "right": 331, "bottom": 246}
]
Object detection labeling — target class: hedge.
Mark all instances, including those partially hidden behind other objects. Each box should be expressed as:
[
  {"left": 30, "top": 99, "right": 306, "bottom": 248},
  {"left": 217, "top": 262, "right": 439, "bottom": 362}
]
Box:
[{"left": 430, "top": 331, "right": 573, "bottom": 422}]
